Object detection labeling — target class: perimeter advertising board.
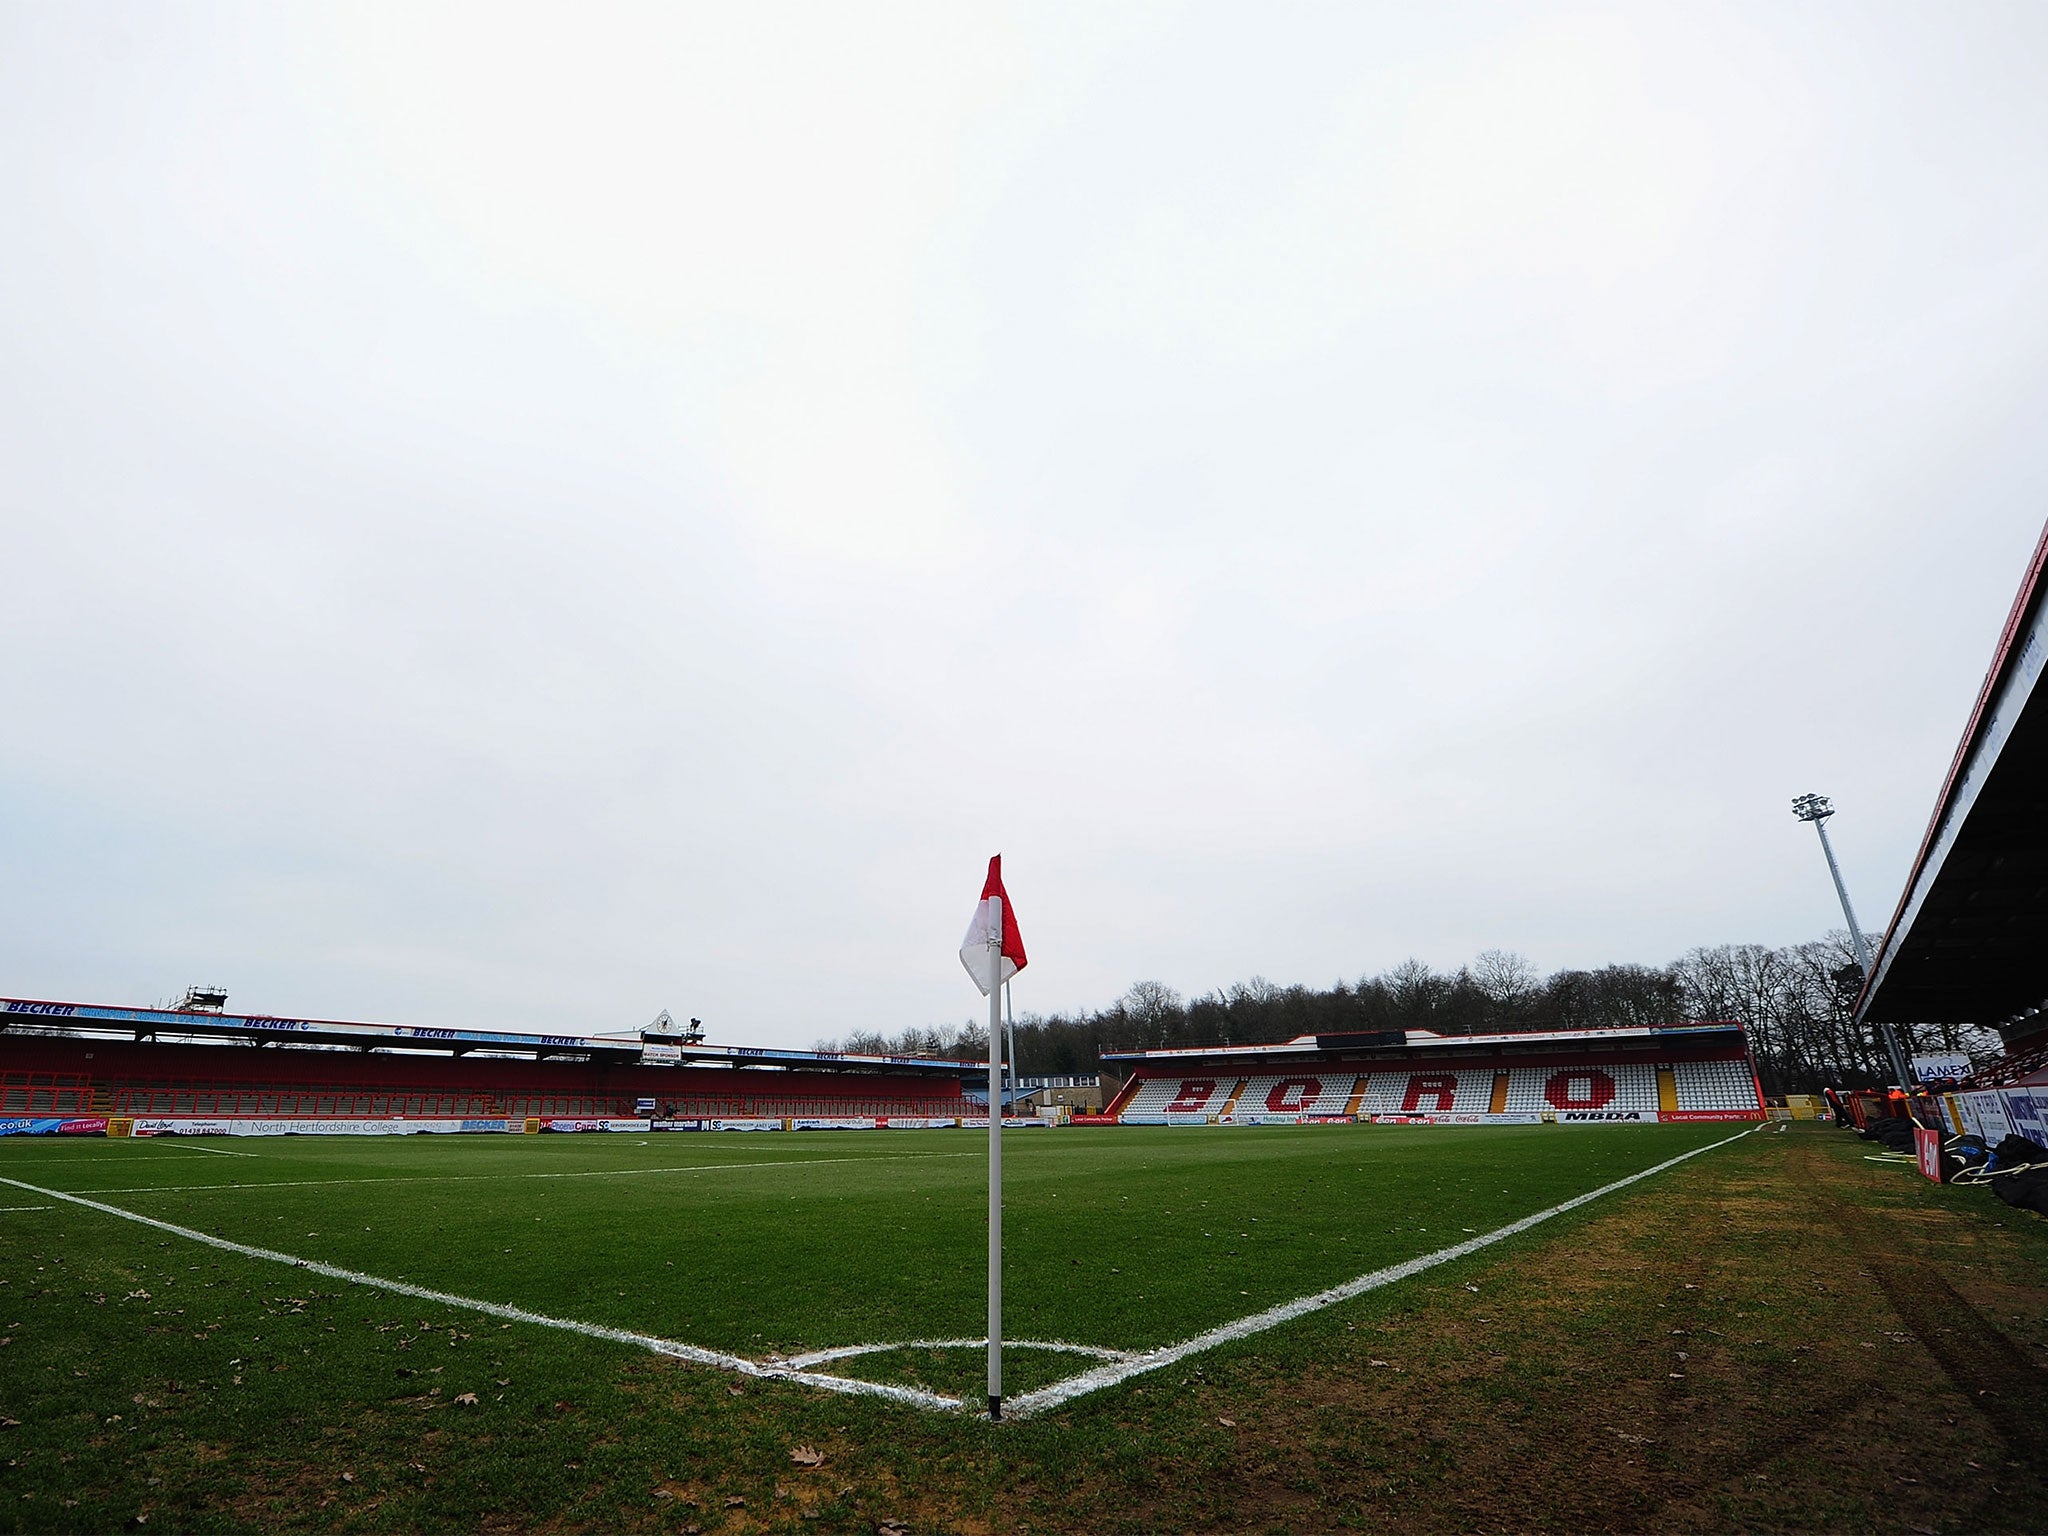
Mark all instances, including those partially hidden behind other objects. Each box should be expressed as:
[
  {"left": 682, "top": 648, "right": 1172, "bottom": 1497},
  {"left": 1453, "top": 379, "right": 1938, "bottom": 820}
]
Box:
[
  {"left": 128, "top": 1118, "right": 499, "bottom": 1137},
  {"left": 1911, "top": 1053, "right": 1973, "bottom": 1084},
  {"left": 0, "top": 1117, "right": 107, "bottom": 1136}
]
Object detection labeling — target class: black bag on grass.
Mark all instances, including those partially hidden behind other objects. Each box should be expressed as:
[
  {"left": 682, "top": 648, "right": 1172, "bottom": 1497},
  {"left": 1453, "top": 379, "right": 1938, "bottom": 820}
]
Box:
[
  {"left": 1991, "top": 1134, "right": 2048, "bottom": 1169},
  {"left": 1991, "top": 1165, "right": 2048, "bottom": 1214}
]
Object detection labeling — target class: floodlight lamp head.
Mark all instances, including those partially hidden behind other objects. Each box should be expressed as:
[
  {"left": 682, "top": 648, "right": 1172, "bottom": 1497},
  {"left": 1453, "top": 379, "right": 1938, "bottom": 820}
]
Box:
[{"left": 1791, "top": 793, "right": 1834, "bottom": 823}]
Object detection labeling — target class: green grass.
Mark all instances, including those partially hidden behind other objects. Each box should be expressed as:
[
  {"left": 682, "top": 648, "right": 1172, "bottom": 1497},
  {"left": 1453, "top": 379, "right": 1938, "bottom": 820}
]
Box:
[
  {"left": 0, "top": 1122, "right": 1778, "bottom": 1531},
  {"left": 2, "top": 1124, "right": 1735, "bottom": 1374}
]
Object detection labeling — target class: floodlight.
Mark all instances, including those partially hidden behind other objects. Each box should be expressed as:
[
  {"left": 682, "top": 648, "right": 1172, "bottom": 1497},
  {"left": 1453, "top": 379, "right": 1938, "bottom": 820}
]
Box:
[{"left": 1790, "top": 793, "right": 1910, "bottom": 1089}]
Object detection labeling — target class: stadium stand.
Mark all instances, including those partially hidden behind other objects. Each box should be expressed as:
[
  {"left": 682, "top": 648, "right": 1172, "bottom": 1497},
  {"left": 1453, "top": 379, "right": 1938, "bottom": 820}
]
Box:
[
  {"left": 0, "top": 1015, "right": 968, "bottom": 1133},
  {"left": 1846, "top": 518, "right": 2048, "bottom": 1170},
  {"left": 1107, "top": 1022, "right": 1766, "bottom": 1125},
  {"left": 0, "top": 1070, "right": 92, "bottom": 1115}
]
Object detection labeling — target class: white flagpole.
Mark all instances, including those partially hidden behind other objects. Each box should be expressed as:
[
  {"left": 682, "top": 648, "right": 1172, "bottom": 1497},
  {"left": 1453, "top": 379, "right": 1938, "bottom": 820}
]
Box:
[
  {"left": 1004, "top": 980, "right": 1017, "bottom": 1115},
  {"left": 987, "top": 896, "right": 1004, "bottom": 1420}
]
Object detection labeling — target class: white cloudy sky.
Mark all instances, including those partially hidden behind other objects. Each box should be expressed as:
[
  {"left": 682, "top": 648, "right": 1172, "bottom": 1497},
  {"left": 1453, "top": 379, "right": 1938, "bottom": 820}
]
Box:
[{"left": 4, "top": 3, "right": 2046, "bottom": 1046}]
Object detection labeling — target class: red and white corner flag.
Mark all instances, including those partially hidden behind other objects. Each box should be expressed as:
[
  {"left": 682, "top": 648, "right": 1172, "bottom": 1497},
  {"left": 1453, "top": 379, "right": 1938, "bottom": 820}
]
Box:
[
  {"left": 959, "top": 854, "right": 1028, "bottom": 997},
  {"left": 962, "top": 853, "right": 1026, "bottom": 1420}
]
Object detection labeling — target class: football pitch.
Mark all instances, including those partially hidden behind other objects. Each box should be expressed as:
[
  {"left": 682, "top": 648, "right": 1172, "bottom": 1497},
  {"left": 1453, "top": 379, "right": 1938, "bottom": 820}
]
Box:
[
  {"left": 2, "top": 1123, "right": 1746, "bottom": 1411},
  {"left": 11, "top": 1122, "right": 2048, "bottom": 1533}
]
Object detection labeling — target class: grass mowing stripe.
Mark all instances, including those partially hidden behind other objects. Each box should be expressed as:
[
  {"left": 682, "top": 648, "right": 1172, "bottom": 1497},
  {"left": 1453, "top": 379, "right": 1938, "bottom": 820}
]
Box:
[
  {"left": 65, "top": 1148, "right": 981, "bottom": 1196},
  {"left": 1007, "top": 1123, "right": 1761, "bottom": 1417},
  {"left": 0, "top": 1172, "right": 961, "bottom": 1413}
]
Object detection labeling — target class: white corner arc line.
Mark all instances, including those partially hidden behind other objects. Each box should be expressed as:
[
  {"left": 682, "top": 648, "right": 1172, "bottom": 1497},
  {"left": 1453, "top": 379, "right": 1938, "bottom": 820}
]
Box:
[
  {"left": 780, "top": 1338, "right": 1133, "bottom": 1370},
  {"left": 0, "top": 1174, "right": 960, "bottom": 1413},
  {"left": 1004, "top": 1125, "right": 1759, "bottom": 1417}
]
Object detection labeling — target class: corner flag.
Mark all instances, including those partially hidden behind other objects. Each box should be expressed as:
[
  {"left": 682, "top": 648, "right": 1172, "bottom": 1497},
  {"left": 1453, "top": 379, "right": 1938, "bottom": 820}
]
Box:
[
  {"left": 962, "top": 853, "right": 1025, "bottom": 1421},
  {"left": 960, "top": 855, "right": 1027, "bottom": 996}
]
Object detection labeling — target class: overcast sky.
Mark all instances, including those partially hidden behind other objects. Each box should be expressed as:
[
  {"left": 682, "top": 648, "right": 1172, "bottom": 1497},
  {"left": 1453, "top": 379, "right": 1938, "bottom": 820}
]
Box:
[{"left": 4, "top": 3, "right": 2046, "bottom": 1047}]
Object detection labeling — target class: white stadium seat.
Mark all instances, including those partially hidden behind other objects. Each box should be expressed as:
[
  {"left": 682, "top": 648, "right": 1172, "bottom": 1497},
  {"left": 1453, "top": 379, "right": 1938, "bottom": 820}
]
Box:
[
  {"left": 1501, "top": 1063, "right": 1659, "bottom": 1114},
  {"left": 1119, "top": 1075, "right": 1230, "bottom": 1122},
  {"left": 1357, "top": 1069, "right": 1494, "bottom": 1116},
  {"left": 1673, "top": 1057, "right": 1760, "bottom": 1111},
  {"left": 1230, "top": 1074, "right": 1358, "bottom": 1118}
]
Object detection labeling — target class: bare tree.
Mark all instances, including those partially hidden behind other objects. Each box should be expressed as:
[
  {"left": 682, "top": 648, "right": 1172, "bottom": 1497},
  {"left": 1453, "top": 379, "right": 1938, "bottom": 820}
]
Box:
[
  {"left": 814, "top": 930, "right": 1973, "bottom": 1095},
  {"left": 1117, "top": 980, "right": 1186, "bottom": 1048},
  {"left": 1471, "top": 949, "right": 1541, "bottom": 1027},
  {"left": 1385, "top": 957, "right": 1449, "bottom": 1029}
]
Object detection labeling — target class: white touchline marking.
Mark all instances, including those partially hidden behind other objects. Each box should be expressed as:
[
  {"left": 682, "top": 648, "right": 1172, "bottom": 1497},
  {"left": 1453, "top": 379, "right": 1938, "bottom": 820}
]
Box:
[
  {"left": 68, "top": 1150, "right": 980, "bottom": 1197},
  {"left": 1004, "top": 1125, "right": 1761, "bottom": 1417},
  {"left": 0, "top": 1173, "right": 961, "bottom": 1412},
  {"left": 178, "top": 1144, "right": 261, "bottom": 1158},
  {"left": 0, "top": 1204, "right": 53, "bottom": 1212}
]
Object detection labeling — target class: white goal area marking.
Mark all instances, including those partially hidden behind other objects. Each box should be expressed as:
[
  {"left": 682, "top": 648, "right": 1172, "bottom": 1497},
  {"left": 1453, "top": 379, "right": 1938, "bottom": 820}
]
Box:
[{"left": 1, "top": 1125, "right": 1755, "bottom": 1418}]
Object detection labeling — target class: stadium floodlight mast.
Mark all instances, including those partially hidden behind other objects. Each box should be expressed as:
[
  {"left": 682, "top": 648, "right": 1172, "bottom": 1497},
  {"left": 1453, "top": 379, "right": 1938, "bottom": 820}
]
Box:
[{"left": 1791, "top": 794, "right": 1912, "bottom": 1089}]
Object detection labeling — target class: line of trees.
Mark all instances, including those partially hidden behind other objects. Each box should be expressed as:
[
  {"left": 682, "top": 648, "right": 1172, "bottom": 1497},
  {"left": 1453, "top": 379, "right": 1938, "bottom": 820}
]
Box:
[{"left": 817, "top": 934, "right": 1999, "bottom": 1097}]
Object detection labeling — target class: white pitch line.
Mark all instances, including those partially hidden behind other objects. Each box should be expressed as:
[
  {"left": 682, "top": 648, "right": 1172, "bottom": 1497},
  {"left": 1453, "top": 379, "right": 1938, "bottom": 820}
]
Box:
[
  {"left": 1005, "top": 1125, "right": 1761, "bottom": 1417},
  {"left": 0, "top": 1204, "right": 52, "bottom": 1212},
  {"left": 0, "top": 1153, "right": 261, "bottom": 1164},
  {"left": 781, "top": 1337, "right": 1133, "bottom": 1370},
  {"left": 68, "top": 1150, "right": 979, "bottom": 1197},
  {"left": 178, "top": 1144, "right": 261, "bottom": 1158},
  {"left": 0, "top": 1173, "right": 960, "bottom": 1412}
]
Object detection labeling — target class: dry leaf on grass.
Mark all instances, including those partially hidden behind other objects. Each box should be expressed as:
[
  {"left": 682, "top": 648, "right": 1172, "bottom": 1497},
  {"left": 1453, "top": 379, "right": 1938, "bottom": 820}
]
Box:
[
  {"left": 790, "top": 1445, "right": 827, "bottom": 1467},
  {"left": 1216, "top": 1417, "right": 1236, "bottom": 1427},
  {"left": 454, "top": 1392, "right": 478, "bottom": 1406}
]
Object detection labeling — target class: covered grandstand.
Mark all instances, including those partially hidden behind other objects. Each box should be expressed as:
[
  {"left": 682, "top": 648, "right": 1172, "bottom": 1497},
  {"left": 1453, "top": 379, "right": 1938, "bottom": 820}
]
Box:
[
  {"left": 0, "top": 995, "right": 972, "bottom": 1135},
  {"left": 1098, "top": 1022, "right": 1765, "bottom": 1126},
  {"left": 1854, "top": 517, "right": 2048, "bottom": 1146}
]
